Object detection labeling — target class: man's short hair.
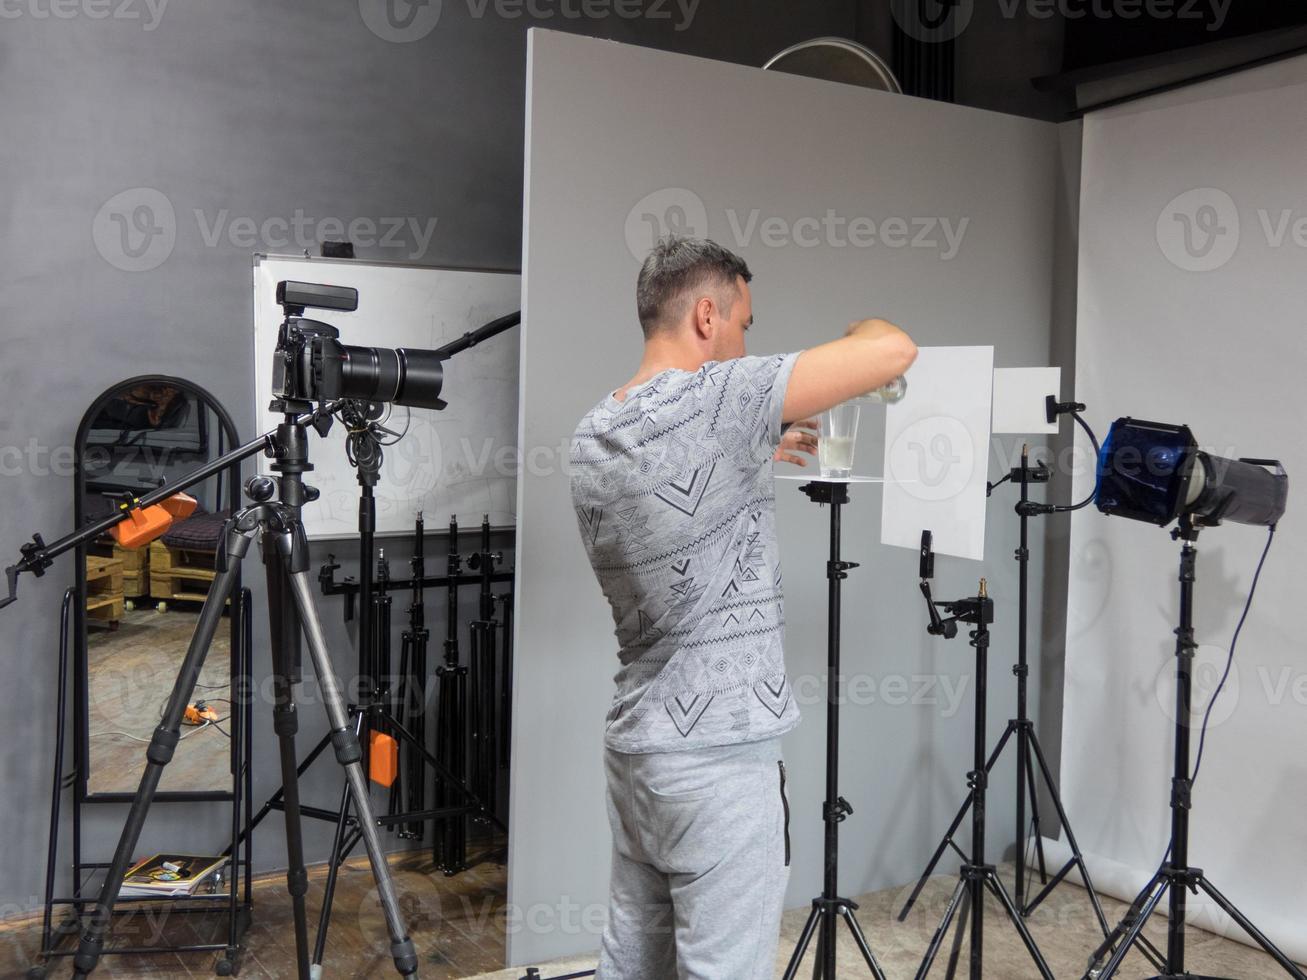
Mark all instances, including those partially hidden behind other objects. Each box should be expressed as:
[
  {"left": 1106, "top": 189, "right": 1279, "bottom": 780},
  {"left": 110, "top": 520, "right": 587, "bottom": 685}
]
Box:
[{"left": 636, "top": 236, "right": 752, "bottom": 338}]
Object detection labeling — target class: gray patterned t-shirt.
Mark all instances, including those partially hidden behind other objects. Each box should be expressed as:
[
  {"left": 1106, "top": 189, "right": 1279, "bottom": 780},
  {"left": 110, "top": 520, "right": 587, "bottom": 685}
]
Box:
[{"left": 569, "top": 352, "right": 803, "bottom": 753}]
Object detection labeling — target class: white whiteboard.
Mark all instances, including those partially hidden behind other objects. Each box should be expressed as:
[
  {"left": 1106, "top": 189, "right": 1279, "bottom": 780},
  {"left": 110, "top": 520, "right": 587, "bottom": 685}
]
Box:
[{"left": 253, "top": 255, "right": 521, "bottom": 539}]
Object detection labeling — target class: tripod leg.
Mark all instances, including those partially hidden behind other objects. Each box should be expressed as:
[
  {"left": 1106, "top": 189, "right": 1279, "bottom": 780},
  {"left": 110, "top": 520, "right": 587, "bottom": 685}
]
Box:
[
  {"left": 916, "top": 877, "right": 968, "bottom": 980},
  {"left": 1025, "top": 733, "right": 1114, "bottom": 937},
  {"left": 781, "top": 904, "right": 821, "bottom": 980},
  {"left": 900, "top": 727, "right": 1012, "bottom": 921},
  {"left": 942, "top": 888, "right": 969, "bottom": 980},
  {"left": 71, "top": 533, "right": 248, "bottom": 979},
  {"left": 313, "top": 716, "right": 361, "bottom": 970},
  {"left": 1023, "top": 744, "right": 1048, "bottom": 886},
  {"left": 839, "top": 904, "right": 887, "bottom": 980},
  {"left": 1197, "top": 879, "right": 1307, "bottom": 980},
  {"left": 288, "top": 570, "right": 418, "bottom": 977},
  {"left": 265, "top": 541, "right": 313, "bottom": 980},
  {"left": 391, "top": 634, "right": 412, "bottom": 821},
  {"left": 984, "top": 873, "right": 1054, "bottom": 980},
  {"left": 1090, "top": 874, "right": 1169, "bottom": 980}
]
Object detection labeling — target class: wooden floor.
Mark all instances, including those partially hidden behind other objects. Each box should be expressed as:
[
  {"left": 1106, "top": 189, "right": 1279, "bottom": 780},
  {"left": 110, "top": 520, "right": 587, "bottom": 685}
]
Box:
[
  {"left": 86, "top": 607, "right": 233, "bottom": 796},
  {"left": 5, "top": 849, "right": 1302, "bottom": 979},
  {"left": 0, "top": 840, "right": 509, "bottom": 979}
]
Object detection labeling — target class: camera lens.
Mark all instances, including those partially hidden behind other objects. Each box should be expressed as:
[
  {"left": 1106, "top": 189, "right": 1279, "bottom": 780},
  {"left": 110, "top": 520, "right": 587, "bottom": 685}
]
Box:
[{"left": 333, "top": 344, "right": 446, "bottom": 410}]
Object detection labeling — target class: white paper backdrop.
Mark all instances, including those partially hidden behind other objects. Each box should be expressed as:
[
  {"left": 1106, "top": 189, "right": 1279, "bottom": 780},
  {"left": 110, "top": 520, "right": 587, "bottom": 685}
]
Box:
[{"left": 1057, "top": 56, "right": 1307, "bottom": 961}]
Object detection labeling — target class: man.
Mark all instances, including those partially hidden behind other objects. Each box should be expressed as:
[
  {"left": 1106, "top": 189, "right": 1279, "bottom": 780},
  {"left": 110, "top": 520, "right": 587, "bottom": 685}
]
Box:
[{"left": 569, "top": 236, "right": 916, "bottom": 978}]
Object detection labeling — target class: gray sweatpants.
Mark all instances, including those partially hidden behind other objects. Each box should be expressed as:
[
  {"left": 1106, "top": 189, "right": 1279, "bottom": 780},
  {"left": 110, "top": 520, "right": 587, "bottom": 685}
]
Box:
[{"left": 596, "top": 736, "right": 791, "bottom": 979}]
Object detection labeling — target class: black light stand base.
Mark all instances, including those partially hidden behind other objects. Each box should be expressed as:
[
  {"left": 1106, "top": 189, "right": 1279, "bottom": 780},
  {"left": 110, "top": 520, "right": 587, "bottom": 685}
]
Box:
[
  {"left": 916, "top": 862, "right": 1053, "bottom": 980},
  {"left": 784, "top": 895, "right": 887, "bottom": 980},
  {"left": 1085, "top": 863, "right": 1307, "bottom": 980}
]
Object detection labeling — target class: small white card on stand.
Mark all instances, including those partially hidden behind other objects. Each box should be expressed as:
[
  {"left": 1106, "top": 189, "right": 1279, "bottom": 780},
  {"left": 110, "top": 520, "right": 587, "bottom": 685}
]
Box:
[{"left": 992, "top": 367, "right": 1060, "bottom": 434}]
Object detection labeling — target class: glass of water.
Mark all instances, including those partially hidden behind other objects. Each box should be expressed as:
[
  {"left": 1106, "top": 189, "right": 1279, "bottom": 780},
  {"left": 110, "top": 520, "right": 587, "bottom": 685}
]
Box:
[{"left": 819, "top": 401, "right": 861, "bottom": 479}]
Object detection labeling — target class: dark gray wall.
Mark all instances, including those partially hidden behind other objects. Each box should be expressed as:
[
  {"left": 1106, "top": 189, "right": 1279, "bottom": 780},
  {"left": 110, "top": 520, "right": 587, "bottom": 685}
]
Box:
[{"left": 0, "top": 0, "right": 865, "bottom": 928}]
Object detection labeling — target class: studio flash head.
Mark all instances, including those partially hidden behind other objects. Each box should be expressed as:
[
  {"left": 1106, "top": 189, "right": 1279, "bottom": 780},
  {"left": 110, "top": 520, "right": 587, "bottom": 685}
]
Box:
[{"left": 1094, "top": 417, "right": 1287, "bottom": 529}]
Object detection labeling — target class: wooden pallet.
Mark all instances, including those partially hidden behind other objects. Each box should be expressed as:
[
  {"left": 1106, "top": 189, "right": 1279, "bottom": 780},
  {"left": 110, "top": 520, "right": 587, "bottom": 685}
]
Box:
[
  {"left": 115, "top": 543, "right": 150, "bottom": 597},
  {"left": 86, "top": 593, "right": 126, "bottom": 623},
  {"left": 91, "top": 539, "right": 152, "bottom": 598},
  {"left": 149, "top": 540, "right": 224, "bottom": 609},
  {"left": 86, "top": 555, "right": 125, "bottom": 625}
]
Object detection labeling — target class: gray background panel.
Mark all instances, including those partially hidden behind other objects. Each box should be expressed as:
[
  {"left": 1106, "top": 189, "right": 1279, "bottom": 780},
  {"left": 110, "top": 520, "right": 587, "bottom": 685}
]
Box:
[{"left": 511, "top": 28, "right": 1076, "bottom": 966}]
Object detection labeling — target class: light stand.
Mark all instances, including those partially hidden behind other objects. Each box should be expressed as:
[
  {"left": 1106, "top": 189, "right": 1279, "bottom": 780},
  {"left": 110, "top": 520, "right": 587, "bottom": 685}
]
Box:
[
  {"left": 781, "top": 479, "right": 888, "bottom": 980},
  {"left": 468, "top": 516, "right": 504, "bottom": 824},
  {"left": 1083, "top": 516, "right": 1307, "bottom": 980},
  {"left": 912, "top": 571, "right": 1054, "bottom": 980},
  {"left": 899, "top": 446, "right": 1120, "bottom": 951},
  {"left": 434, "top": 516, "right": 470, "bottom": 873}
]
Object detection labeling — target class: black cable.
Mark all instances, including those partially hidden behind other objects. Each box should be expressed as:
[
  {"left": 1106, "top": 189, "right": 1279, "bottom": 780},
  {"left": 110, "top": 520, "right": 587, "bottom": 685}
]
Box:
[
  {"left": 1191, "top": 524, "right": 1276, "bottom": 786},
  {"left": 340, "top": 400, "right": 412, "bottom": 471},
  {"left": 1051, "top": 412, "right": 1101, "bottom": 512}
]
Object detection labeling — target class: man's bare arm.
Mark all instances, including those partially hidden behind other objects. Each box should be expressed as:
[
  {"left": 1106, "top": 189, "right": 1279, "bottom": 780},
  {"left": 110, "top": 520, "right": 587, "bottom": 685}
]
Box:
[{"left": 782, "top": 319, "right": 918, "bottom": 424}]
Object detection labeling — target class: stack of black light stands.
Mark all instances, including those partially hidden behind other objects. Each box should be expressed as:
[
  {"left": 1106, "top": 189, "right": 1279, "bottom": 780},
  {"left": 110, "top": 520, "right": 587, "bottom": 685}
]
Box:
[
  {"left": 304, "top": 436, "right": 511, "bottom": 976},
  {"left": 468, "top": 517, "right": 506, "bottom": 833},
  {"left": 434, "top": 517, "right": 470, "bottom": 873},
  {"left": 392, "top": 513, "right": 431, "bottom": 841}
]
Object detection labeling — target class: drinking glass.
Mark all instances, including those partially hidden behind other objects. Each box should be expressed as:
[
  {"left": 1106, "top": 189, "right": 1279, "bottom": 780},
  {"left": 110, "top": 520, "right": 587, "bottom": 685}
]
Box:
[{"left": 819, "top": 401, "right": 861, "bottom": 479}]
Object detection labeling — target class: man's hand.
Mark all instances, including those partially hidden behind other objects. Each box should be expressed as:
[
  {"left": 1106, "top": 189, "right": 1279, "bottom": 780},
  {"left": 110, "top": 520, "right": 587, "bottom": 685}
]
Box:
[{"left": 775, "top": 419, "right": 819, "bottom": 466}]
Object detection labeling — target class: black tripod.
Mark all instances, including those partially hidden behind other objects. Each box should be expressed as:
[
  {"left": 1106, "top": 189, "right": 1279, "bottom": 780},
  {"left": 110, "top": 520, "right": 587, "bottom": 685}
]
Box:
[
  {"left": 68, "top": 414, "right": 418, "bottom": 980},
  {"left": 1083, "top": 517, "right": 1307, "bottom": 980},
  {"left": 782, "top": 480, "right": 888, "bottom": 980},
  {"left": 899, "top": 447, "right": 1116, "bottom": 942},
  {"left": 912, "top": 571, "right": 1054, "bottom": 980}
]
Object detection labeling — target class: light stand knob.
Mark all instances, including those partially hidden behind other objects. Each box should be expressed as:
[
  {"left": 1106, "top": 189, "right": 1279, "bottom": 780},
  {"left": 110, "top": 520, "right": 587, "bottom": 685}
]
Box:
[{"left": 244, "top": 476, "right": 277, "bottom": 502}]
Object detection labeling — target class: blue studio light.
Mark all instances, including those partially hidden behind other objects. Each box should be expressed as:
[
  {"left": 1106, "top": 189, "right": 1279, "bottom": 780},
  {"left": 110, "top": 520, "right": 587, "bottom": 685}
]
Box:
[{"left": 1095, "top": 418, "right": 1287, "bottom": 529}]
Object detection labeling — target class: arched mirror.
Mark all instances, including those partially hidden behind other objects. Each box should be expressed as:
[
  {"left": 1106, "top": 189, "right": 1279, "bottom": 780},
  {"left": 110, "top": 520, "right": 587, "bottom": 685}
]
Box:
[{"left": 74, "top": 377, "right": 243, "bottom": 801}]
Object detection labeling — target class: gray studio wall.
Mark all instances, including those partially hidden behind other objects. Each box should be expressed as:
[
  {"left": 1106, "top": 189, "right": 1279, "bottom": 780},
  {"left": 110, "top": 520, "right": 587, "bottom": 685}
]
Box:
[
  {"left": 510, "top": 28, "right": 1081, "bottom": 967},
  {"left": 0, "top": 0, "right": 867, "bottom": 927}
]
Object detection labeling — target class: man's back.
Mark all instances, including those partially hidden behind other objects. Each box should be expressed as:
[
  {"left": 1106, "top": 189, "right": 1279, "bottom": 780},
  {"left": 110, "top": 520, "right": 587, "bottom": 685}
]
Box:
[{"left": 569, "top": 352, "right": 802, "bottom": 752}]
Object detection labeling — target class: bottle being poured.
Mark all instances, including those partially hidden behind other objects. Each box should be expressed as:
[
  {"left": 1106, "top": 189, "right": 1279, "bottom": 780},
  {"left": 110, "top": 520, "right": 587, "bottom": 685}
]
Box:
[{"left": 858, "top": 375, "right": 908, "bottom": 405}]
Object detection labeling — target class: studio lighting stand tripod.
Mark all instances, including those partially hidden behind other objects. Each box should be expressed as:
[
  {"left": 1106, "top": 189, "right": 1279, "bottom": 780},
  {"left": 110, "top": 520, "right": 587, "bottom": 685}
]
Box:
[
  {"left": 899, "top": 444, "right": 1119, "bottom": 949},
  {"left": 782, "top": 479, "right": 888, "bottom": 980},
  {"left": 59, "top": 408, "right": 419, "bottom": 979},
  {"left": 913, "top": 560, "right": 1053, "bottom": 980},
  {"left": 1083, "top": 516, "right": 1307, "bottom": 980}
]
